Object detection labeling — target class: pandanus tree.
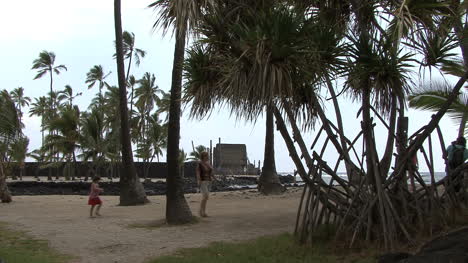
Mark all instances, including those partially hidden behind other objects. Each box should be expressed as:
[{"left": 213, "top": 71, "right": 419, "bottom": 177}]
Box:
[
  {"left": 290, "top": 0, "right": 467, "bottom": 248},
  {"left": 184, "top": 0, "right": 468, "bottom": 248},
  {"left": 114, "top": 0, "right": 148, "bottom": 205},
  {"left": 149, "top": 0, "right": 217, "bottom": 224},
  {"left": 183, "top": 1, "right": 321, "bottom": 194},
  {"left": 0, "top": 90, "right": 21, "bottom": 202}
]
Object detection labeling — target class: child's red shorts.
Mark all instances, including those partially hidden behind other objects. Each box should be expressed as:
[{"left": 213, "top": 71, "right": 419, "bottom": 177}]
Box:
[{"left": 88, "top": 197, "right": 102, "bottom": 205}]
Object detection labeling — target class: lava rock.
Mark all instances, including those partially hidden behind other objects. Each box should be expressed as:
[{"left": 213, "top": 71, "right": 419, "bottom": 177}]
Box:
[{"left": 378, "top": 228, "right": 468, "bottom": 263}]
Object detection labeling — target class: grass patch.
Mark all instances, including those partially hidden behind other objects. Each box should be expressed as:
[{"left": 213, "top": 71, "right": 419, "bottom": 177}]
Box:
[
  {"left": 0, "top": 222, "right": 72, "bottom": 263},
  {"left": 128, "top": 217, "right": 200, "bottom": 230},
  {"left": 148, "top": 233, "right": 377, "bottom": 263}
]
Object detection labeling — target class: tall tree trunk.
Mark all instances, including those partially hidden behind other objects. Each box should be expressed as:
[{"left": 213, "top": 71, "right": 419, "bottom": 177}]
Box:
[
  {"left": 379, "top": 94, "right": 398, "bottom": 177},
  {"left": 325, "top": 76, "right": 361, "bottom": 184},
  {"left": 114, "top": 0, "right": 148, "bottom": 206},
  {"left": 48, "top": 70, "right": 53, "bottom": 181},
  {"left": 72, "top": 151, "right": 78, "bottom": 181},
  {"left": 126, "top": 52, "right": 135, "bottom": 113},
  {"left": 19, "top": 162, "right": 24, "bottom": 181},
  {"left": 126, "top": 51, "right": 133, "bottom": 82},
  {"left": 450, "top": 0, "right": 468, "bottom": 67},
  {"left": 130, "top": 85, "right": 135, "bottom": 114},
  {"left": 458, "top": 103, "right": 467, "bottom": 138},
  {"left": 450, "top": 0, "right": 468, "bottom": 138},
  {"left": 0, "top": 163, "right": 12, "bottom": 203},
  {"left": 258, "top": 105, "right": 285, "bottom": 195},
  {"left": 165, "top": 22, "right": 194, "bottom": 224}
]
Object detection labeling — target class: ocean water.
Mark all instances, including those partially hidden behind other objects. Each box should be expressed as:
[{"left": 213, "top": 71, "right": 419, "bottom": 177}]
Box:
[
  {"left": 277, "top": 171, "right": 447, "bottom": 185},
  {"left": 227, "top": 172, "right": 447, "bottom": 190}
]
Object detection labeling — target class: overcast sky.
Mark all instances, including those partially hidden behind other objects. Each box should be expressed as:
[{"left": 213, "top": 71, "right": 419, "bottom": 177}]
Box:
[{"left": 1, "top": 0, "right": 462, "bottom": 173}]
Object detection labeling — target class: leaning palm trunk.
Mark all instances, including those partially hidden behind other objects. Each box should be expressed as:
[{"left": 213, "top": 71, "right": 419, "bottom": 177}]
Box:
[
  {"left": 458, "top": 107, "right": 467, "bottom": 138},
  {"left": 114, "top": 0, "right": 148, "bottom": 205},
  {"left": 165, "top": 22, "right": 194, "bottom": 224},
  {"left": 258, "top": 105, "right": 285, "bottom": 195},
  {"left": 0, "top": 162, "right": 12, "bottom": 203}
]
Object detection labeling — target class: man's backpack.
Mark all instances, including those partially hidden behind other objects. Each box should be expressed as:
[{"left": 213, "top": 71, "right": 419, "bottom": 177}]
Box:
[{"left": 449, "top": 146, "right": 465, "bottom": 169}]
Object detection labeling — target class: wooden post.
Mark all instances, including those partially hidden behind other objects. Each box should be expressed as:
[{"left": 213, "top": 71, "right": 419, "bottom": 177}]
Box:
[{"left": 210, "top": 140, "right": 213, "bottom": 166}]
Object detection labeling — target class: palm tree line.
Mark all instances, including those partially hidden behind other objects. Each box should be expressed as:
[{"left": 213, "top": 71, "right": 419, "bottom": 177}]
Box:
[
  {"left": 1, "top": 0, "right": 466, "bottom": 247},
  {"left": 0, "top": 31, "right": 169, "bottom": 183}
]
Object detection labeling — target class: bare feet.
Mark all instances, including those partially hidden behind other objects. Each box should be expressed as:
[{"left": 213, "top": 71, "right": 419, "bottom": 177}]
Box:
[
  {"left": 96, "top": 213, "right": 102, "bottom": 217},
  {"left": 199, "top": 212, "right": 208, "bottom": 218}
]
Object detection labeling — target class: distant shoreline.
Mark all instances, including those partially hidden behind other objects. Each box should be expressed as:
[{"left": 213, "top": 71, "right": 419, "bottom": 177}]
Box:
[{"left": 6, "top": 175, "right": 298, "bottom": 196}]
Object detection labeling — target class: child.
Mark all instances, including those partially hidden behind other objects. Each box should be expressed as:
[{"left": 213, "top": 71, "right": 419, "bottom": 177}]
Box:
[{"left": 88, "top": 176, "right": 104, "bottom": 218}]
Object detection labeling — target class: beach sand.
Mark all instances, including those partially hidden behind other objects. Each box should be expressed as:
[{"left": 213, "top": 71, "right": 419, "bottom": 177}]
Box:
[{"left": 0, "top": 188, "right": 302, "bottom": 263}]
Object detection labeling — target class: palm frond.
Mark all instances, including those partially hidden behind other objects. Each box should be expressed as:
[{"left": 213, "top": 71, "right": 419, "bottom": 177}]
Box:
[{"left": 408, "top": 81, "right": 468, "bottom": 124}]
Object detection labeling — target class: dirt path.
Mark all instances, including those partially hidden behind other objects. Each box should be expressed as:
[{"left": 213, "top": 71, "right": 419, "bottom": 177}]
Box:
[{"left": 0, "top": 189, "right": 302, "bottom": 263}]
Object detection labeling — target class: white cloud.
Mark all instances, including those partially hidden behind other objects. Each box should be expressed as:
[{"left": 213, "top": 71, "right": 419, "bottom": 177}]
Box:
[{"left": 1, "top": 0, "right": 152, "bottom": 42}]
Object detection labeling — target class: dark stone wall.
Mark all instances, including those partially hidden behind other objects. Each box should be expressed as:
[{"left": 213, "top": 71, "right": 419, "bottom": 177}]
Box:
[{"left": 13, "top": 161, "right": 199, "bottom": 179}]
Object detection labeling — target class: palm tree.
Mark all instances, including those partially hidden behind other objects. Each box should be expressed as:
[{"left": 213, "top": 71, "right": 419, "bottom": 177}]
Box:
[
  {"left": 409, "top": 82, "right": 468, "bottom": 137},
  {"left": 9, "top": 136, "right": 29, "bottom": 181},
  {"left": 100, "top": 87, "right": 123, "bottom": 179},
  {"left": 58, "top": 85, "right": 82, "bottom": 108},
  {"left": 86, "top": 65, "right": 111, "bottom": 109},
  {"left": 32, "top": 51, "right": 67, "bottom": 112},
  {"left": 188, "top": 145, "right": 207, "bottom": 161},
  {"left": 28, "top": 148, "right": 47, "bottom": 179},
  {"left": 32, "top": 51, "right": 67, "bottom": 179},
  {"left": 135, "top": 111, "right": 168, "bottom": 178},
  {"left": 29, "top": 96, "right": 49, "bottom": 146},
  {"left": 121, "top": 31, "right": 147, "bottom": 81},
  {"left": 114, "top": 0, "right": 148, "bottom": 205},
  {"left": 135, "top": 72, "right": 162, "bottom": 146},
  {"left": 156, "top": 90, "right": 171, "bottom": 121},
  {"left": 0, "top": 90, "right": 21, "bottom": 202},
  {"left": 149, "top": 0, "right": 216, "bottom": 224},
  {"left": 128, "top": 75, "right": 137, "bottom": 113},
  {"left": 43, "top": 106, "right": 81, "bottom": 180},
  {"left": 147, "top": 113, "right": 168, "bottom": 163},
  {"left": 79, "top": 109, "right": 106, "bottom": 179},
  {"left": 10, "top": 87, "right": 31, "bottom": 124}
]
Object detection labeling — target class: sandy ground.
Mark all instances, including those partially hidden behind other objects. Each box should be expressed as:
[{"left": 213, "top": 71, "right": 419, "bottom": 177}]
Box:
[{"left": 0, "top": 188, "right": 302, "bottom": 263}]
